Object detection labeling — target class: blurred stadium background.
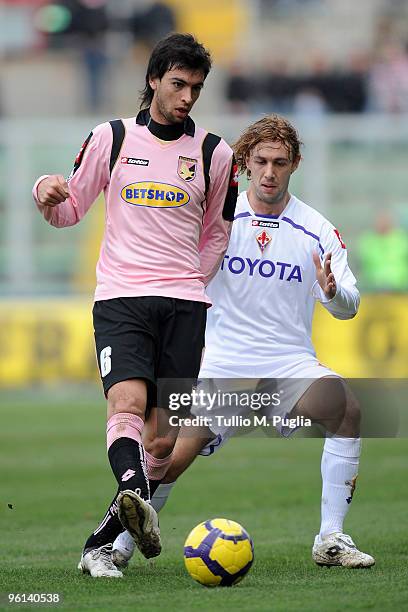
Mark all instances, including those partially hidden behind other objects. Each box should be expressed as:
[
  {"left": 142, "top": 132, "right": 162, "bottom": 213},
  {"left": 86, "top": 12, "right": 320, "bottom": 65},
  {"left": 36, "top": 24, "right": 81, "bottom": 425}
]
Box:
[
  {"left": 1, "top": 0, "right": 408, "bottom": 387},
  {"left": 2, "top": 4, "right": 408, "bottom": 609}
]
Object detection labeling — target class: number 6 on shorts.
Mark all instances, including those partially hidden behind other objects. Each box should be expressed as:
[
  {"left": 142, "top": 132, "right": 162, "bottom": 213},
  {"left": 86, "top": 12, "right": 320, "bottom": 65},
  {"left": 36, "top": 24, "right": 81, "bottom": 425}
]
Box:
[{"left": 100, "top": 346, "right": 112, "bottom": 377}]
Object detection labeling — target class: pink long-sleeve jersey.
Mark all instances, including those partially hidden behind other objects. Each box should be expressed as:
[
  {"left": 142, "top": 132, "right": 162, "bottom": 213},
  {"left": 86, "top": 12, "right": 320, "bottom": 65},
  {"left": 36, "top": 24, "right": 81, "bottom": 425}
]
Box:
[{"left": 33, "top": 112, "right": 237, "bottom": 304}]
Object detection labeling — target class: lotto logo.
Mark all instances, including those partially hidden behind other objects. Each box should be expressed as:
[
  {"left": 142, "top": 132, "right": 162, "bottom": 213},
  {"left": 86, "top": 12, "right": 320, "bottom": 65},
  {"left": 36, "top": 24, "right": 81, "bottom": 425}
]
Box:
[
  {"left": 121, "top": 469, "right": 136, "bottom": 482},
  {"left": 121, "top": 157, "right": 149, "bottom": 166}
]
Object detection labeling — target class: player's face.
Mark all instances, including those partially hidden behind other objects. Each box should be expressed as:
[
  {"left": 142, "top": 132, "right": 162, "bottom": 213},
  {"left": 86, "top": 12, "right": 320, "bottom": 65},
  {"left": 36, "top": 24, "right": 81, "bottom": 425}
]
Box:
[
  {"left": 246, "top": 142, "right": 300, "bottom": 213},
  {"left": 149, "top": 67, "right": 205, "bottom": 125}
]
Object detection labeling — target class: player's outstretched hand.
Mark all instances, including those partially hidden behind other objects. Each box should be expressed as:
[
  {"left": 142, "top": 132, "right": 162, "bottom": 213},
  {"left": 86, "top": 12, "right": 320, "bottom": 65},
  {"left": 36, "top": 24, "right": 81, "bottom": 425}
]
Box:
[
  {"left": 313, "top": 251, "right": 336, "bottom": 299},
  {"left": 37, "top": 175, "right": 70, "bottom": 207}
]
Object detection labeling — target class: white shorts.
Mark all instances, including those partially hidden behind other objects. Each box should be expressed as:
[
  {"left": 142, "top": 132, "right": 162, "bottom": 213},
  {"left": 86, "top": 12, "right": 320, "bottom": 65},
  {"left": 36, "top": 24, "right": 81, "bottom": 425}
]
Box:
[{"left": 196, "top": 357, "right": 341, "bottom": 456}]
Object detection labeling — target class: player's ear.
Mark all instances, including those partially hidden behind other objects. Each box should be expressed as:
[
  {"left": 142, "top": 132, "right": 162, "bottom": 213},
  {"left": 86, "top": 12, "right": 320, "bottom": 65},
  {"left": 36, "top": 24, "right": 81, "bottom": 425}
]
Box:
[
  {"left": 245, "top": 153, "right": 251, "bottom": 177},
  {"left": 149, "top": 76, "right": 159, "bottom": 91},
  {"left": 291, "top": 154, "right": 301, "bottom": 173}
]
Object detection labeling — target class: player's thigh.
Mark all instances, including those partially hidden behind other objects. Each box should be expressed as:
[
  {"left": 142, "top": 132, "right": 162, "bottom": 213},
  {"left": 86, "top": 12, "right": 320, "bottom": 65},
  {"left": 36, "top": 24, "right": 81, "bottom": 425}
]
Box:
[
  {"left": 93, "top": 297, "right": 156, "bottom": 400},
  {"left": 148, "top": 299, "right": 206, "bottom": 452},
  {"left": 291, "top": 376, "right": 360, "bottom": 434},
  {"left": 157, "top": 299, "right": 207, "bottom": 379}
]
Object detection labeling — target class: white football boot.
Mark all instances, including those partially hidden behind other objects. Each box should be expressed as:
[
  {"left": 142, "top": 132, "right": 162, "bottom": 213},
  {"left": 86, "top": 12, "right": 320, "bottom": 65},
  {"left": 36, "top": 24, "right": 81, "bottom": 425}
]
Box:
[
  {"left": 112, "top": 530, "right": 137, "bottom": 569},
  {"left": 78, "top": 543, "right": 123, "bottom": 578},
  {"left": 312, "top": 533, "right": 375, "bottom": 568},
  {"left": 117, "top": 490, "right": 161, "bottom": 559}
]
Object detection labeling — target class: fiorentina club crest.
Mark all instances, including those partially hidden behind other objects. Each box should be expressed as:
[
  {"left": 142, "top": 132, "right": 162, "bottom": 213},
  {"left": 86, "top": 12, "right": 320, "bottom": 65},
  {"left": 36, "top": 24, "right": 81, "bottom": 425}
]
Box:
[
  {"left": 177, "top": 156, "right": 197, "bottom": 182},
  {"left": 256, "top": 230, "right": 271, "bottom": 252}
]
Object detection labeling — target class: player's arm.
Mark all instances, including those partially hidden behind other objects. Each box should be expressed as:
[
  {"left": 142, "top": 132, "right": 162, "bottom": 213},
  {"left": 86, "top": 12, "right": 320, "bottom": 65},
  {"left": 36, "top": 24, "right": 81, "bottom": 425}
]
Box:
[
  {"left": 312, "top": 225, "right": 360, "bottom": 319},
  {"left": 32, "top": 124, "right": 111, "bottom": 227},
  {"left": 198, "top": 147, "right": 238, "bottom": 286}
]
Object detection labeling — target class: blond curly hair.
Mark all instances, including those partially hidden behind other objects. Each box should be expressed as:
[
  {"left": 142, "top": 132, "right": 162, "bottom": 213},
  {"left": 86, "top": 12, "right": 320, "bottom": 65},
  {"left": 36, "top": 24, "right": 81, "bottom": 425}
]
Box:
[{"left": 233, "top": 114, "right": 303, "bottom": 175}]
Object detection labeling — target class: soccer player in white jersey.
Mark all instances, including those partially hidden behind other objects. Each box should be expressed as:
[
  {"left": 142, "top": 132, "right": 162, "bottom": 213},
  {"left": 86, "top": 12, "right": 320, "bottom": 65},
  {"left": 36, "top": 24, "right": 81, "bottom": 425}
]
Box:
[{"left": 113, "top": 115, "right": 375, "bottom": 569}]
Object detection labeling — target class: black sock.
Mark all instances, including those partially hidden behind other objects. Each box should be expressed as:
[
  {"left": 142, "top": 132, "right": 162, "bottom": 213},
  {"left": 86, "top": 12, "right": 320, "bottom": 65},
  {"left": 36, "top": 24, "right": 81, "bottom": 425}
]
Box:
[
  {"left": 149, "top": 479, "right": 162, "bottom": 497},
  {"left": 83, "top": 488, "right": 123, "bottom": 552},
  {"left": 83, "top": 437, "right": 150, "bottom": 552},
  {"left": 108, "top": 437, "right": 150, "bottom": 500}
]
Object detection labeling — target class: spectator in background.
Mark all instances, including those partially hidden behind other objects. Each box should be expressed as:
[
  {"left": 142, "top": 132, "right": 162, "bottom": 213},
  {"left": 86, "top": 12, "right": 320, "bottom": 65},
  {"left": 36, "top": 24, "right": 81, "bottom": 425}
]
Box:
[
  {"left": 260, "top": 0, "right": 319, "bottom": 17},
  {"left": 225, "top": 62, "right": 254, "bottom": 114},
  {"left": 358, "top": 212, "right": 408, "bottom": 292},
  {"left": 367, "top": 43, "right": 408, "bottom": 113},
  {"left": 77, "top": 0, "right": 109, "bottom": 112},
  {"left": 261, "top": 59, "right": 294, "bottom": 114},
  {"left": 47, "top": 0, "right": 110, "bottom": 111},
  {"left": 293, "top": 87, "right": 327, "bottom": 116},
  {"left": 130, "top": 0, "right": 176, "bottom": 51},
  {"left": 224, "top": 54, "right": 368, "bottom": 115}
]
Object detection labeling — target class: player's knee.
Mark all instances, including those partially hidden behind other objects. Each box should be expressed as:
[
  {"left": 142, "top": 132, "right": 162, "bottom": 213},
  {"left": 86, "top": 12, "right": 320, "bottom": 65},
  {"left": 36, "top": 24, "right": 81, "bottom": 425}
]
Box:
[
  {"left": 107, "top": 380, "right": 147, "bottom": 419},
  {"left": 108, "top": 397, "right": 145, "bottom": 419},
  {"left": 330, "top": 389, "right": 360, "bottom": 436},
  {"left": 343, "top": 395, "right": 361, "bottom": 433}
]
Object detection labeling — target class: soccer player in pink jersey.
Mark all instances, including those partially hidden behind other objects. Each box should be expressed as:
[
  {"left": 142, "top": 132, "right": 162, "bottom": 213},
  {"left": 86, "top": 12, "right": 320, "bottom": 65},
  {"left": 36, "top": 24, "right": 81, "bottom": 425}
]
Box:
[{"left": 33, "top": 33, "right": 238, "bottom": 578}]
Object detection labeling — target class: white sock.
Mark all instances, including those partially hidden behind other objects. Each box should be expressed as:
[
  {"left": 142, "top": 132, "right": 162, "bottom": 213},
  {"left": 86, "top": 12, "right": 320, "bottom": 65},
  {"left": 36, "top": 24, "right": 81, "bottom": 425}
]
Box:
[
  {"left": 112, "top": 528, "right": 135, "bottom": 555},
  {"left": 112, "top": 482, "right": 175, "bottom": 555},
  {"left": 319, "top": 437, "right": 361, "bottom": 540},
  {"left": 150, "top": 482, "right": 175, "bottom": 513}
]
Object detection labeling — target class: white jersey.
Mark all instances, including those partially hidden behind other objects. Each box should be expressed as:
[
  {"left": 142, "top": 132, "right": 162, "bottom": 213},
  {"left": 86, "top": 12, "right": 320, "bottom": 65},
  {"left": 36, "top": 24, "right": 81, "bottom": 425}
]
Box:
[{"left": 201, "top": 191, "right": 359, "bottom": 377}]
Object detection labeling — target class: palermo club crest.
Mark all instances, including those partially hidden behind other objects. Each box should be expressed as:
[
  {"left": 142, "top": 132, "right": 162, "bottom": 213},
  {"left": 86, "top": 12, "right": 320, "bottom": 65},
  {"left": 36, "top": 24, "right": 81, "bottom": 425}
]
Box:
[{"left": 178, "top": 156, "right": 197, "bottom": 182}]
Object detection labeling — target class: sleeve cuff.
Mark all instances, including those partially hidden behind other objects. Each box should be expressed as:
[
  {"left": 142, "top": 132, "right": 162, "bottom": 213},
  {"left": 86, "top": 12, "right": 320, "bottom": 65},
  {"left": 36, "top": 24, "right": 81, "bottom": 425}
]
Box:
[
  {"left": 311, "top": 279, "right": 336, "bottom": 304},
  {"left": 32, "top": 175, "right": 49, "bottom": 203}
]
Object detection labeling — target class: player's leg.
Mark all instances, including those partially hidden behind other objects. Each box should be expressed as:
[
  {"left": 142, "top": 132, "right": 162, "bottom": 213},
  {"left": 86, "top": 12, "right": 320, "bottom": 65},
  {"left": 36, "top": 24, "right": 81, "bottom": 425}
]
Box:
[
  {"left": 150, "top": 422, "right": 215, "bottom": 507},
  {"left": 79, "top": 298, "right": 163, "bottom": 577},
  {"left": 143, "top": 375, "right": 249, "bottom": 508},
  {"left": 289, "top": 376, "right": 374, "bottom": 567},
  {"left": 142, "top": 406, "right": 180, "bottom": 496},
  {"left": 111, "top": 297, "right": 207, "bottom": 568},
  {"left": 106, "top": 379, "right": 162, "bottom": 561},
  {"left": 79, "top": 378, "right": 161, "bottom": 575},
  {"left": 113, "top": 380, "right": 245, "bottom": 564},
  {"left": 140, "top": 298, "right": 207, "bottom": 507},
  {"left": 112, "top": 423, "right": 216, "bottom": 565},
  {"left": 82, "top": 404, "right": 184, "bottom": 573}
]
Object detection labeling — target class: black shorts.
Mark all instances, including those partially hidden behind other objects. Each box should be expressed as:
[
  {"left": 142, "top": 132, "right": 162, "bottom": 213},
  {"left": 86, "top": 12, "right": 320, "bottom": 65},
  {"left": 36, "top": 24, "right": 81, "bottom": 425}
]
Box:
[{"left": 93, "top": 296, "right": 207, "bottom": 407}]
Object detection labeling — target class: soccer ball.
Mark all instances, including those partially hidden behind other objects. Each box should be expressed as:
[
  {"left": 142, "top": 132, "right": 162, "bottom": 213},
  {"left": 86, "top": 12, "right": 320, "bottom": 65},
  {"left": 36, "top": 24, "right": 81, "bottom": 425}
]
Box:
[{"left": 184, "top": 518, "right": 254, "bottom": 587}]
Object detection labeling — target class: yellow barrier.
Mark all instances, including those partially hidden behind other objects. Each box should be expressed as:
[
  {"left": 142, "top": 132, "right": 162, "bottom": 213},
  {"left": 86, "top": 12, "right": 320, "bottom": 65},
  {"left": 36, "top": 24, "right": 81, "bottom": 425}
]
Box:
[
  {"left": 167, "top": 0, "right": 248, "bottom": 63},
  {"left": 0, "top": 296, "right": 407, "bottom": 387},
  {"left": 313, "top": 295, "right": 408, "bottom": 378},
  {"left": 0, "top": 300, "right": 97, "bottom": 386}
]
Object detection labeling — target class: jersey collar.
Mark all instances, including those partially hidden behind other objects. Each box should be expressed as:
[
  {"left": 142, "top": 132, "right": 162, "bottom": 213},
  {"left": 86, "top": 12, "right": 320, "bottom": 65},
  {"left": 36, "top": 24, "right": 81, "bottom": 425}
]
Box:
[
  {"left": 136, "top": 108, "right": 195, "bottom": 138},
  {"left": 244, "top": 191, "right": 295, "bottom": 219}
]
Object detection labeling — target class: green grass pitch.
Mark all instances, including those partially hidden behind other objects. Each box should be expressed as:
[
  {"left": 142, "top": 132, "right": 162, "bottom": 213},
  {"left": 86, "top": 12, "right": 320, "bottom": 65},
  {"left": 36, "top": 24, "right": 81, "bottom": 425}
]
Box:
[{"left": 1, "top": 389, "right": 407, "bottom": 611}]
